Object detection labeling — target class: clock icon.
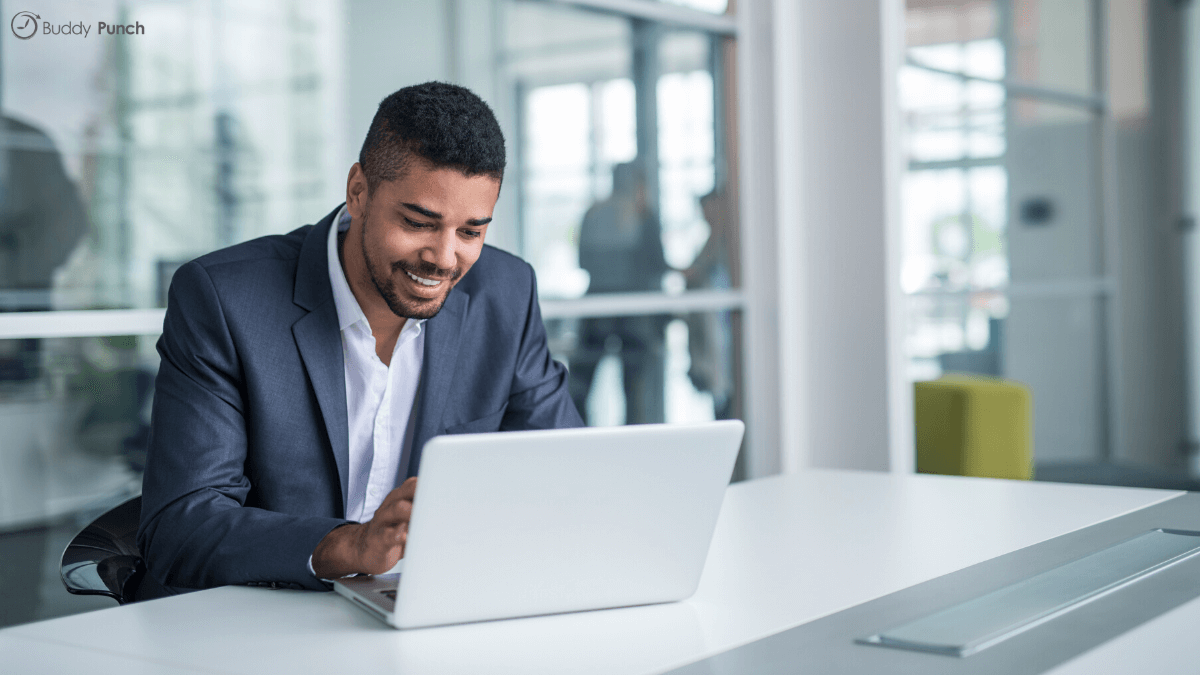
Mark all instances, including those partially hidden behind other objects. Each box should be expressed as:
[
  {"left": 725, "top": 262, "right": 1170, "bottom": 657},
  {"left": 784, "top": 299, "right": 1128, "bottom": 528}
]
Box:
[{"left": 11, "top": 11, "right": 39, "bottom": 40}]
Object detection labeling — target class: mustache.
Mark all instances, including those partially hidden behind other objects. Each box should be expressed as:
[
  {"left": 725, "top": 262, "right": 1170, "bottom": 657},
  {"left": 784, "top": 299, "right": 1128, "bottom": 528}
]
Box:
[{"left": 393, "top": 259, "right": 461, "bottom": 282}]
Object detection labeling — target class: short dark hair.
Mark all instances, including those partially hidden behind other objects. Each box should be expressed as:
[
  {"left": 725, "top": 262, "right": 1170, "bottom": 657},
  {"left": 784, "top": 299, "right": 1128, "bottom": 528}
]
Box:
[{"left": 358, "top": 82, "right": 506, "bottom": 192}]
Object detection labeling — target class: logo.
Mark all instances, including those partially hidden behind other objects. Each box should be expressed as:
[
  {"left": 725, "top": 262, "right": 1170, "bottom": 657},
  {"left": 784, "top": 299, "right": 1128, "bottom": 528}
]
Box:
[{"left": 11, "top": 11, "right": 38, "bottom": 39}]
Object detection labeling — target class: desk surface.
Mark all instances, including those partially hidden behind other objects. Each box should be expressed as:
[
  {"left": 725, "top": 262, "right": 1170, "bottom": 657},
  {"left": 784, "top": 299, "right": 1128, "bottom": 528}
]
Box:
[{"left": 0, "top": 470, "right": 1185, "bottom": 674}]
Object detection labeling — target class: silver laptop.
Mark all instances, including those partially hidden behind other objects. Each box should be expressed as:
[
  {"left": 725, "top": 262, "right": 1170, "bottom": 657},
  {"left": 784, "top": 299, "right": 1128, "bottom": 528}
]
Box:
[{"left": 334, "top": 420, "right": 744, "bottom": 629}]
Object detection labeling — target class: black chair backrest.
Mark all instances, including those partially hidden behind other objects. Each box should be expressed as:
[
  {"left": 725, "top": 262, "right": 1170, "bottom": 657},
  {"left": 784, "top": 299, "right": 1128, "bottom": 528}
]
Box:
[{"left": 60, "top": 495, "right": 145, "bottom": 605}]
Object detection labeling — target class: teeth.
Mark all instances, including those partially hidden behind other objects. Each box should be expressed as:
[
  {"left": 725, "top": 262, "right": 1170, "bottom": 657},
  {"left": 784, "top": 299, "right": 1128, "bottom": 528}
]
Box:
[{"left": 406, "top": 271, "right": 441, "bottom": 287}]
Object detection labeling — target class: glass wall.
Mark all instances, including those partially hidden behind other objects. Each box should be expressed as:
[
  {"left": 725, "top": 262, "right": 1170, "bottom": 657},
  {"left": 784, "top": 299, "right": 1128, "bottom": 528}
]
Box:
[
  {"left": 900, "top": 0, "right": 1009, "bottom": 382},
  {"left": 0, "top": 0, "right": 741, "bottom": 627},
  {"left": 902, "top": 0, "right": 1195, "bottom": 487},
  {"left": 1, "top": 0, "right": 345, "bottom": 312},
  {"left": 501, "top": 1, "right": 739, "bottom": 434}
]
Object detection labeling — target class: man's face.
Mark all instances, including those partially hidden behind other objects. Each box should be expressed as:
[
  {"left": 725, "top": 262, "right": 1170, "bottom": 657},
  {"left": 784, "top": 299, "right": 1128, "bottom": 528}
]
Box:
[{"left": 346, "top": 159, "right": 499, "bottom": 320}]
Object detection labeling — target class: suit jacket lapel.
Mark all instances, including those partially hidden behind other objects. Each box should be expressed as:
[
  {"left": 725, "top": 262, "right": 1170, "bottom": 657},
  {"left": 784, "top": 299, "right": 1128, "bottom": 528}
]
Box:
[
  {"left": 292, "top": 206, "right": 351, "bottom": 515},
  {"left": 408, "top": 288, "right": 469, "bottom": 477}
]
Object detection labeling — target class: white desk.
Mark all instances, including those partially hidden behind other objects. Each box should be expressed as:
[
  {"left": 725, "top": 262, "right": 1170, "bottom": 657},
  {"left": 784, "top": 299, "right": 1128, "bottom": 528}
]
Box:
[{"left": 0, "top": 470, "right": 1186, "bottom": 674}]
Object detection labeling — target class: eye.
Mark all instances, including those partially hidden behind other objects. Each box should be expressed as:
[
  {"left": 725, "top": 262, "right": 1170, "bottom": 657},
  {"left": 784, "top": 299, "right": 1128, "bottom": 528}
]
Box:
[
  {"left": 404, "top": 217, "right": 433, "bottom": 230},
  {"left": 460, "top": 229, "right": 483, "bottom": 239}
]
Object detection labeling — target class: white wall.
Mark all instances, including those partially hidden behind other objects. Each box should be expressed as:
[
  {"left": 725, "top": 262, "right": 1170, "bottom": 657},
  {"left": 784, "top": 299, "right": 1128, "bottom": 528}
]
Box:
[{"left": 739, "top": 0, "right": 909, "bottom": 476}]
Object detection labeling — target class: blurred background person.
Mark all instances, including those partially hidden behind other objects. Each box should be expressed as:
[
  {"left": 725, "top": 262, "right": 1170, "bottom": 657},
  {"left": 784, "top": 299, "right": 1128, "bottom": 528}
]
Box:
[
  {"left": 571, "top": 161, "right": 669, "bottom": 424},
  {"left": 684, "top": 185, "right": 739, "bottom": 421},
  {"left": 0, "top": 116, "right": 89, "bottom": 381}
]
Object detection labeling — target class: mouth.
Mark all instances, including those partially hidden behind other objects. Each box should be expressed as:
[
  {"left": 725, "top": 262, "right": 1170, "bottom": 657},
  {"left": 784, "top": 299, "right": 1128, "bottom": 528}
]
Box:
[
  {"left": 405, "top": 270, "right": 444, "bottom": 288},
  {"left": 397, "top": 265, "right": 459, "bottom": 301}
]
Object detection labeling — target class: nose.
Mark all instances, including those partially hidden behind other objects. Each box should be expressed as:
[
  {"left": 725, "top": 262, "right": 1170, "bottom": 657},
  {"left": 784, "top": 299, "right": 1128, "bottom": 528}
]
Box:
[{"left": 422, "top": 228, "right": 458, "bottom": 274}]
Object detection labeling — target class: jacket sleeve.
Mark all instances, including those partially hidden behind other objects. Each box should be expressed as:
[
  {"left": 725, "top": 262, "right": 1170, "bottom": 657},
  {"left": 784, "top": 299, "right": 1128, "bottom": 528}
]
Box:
[
  {"left": 137, "top": 261, "right": 346, "bottom": 592},
  {"left": 501, "top": 266, "right": 585, "bottom": 431}
]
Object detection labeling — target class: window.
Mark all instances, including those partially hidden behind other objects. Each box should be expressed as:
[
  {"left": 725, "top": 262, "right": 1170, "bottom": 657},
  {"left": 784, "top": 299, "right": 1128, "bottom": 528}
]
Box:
[
  {"left": 500, "top": 0, "right": 741, "bottom": 433},
  {"left": 0, "top": 0, "right": 743, "bottom": 627},
  {"left": 900, "top": 0, "right": 1168, "bottom": 472}
]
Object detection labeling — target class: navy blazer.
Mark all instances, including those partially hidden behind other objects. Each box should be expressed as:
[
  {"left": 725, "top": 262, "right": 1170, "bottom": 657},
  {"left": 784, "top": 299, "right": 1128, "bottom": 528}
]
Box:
[{"left": 137, "top": 205, "right": 583, "bottom": 592}]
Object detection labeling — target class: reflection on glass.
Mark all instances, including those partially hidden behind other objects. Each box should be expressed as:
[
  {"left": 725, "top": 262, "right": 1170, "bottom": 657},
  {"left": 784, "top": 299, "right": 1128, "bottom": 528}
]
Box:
[
  {"left": 0, "top": 117, "right": 90, "bottom": 315},
  {"left": 0, "top": 336, "right": 151, "bottom": 516},
  {"left": 2, "top": 0, "right": 342, "bottom": 310},
  {"left": 658, "top": 67, "right": 715, "bottom": 269},
  {"left": 902, "top": 40, "right": 1007, "bottom": 163},
  {"left": 523, "top": 79, "right": 635, "bottom": 298},
  {"left": 0, "top": 116, "right": 91, "bottom": 386},
  {"left": 902, "top": 0, "right": 1011, "bottom": 383},
  {"left": 905, "top": 292, "right": 1008, "bottom": 382},
  {"left": 901, "top": 166, "right": 1008, "bottom": 294},
  {"left": 0, "top": 335, "right": 150, "bottom": 627}
]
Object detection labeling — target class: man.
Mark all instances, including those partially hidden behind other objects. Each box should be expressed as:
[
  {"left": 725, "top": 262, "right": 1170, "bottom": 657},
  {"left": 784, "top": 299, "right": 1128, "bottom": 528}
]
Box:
[
  {"left": 572, "top": 162, "right": 669, "bottom": 425},
  {"left": 137, "top": 82, "right": 583, "bottom": 596}
]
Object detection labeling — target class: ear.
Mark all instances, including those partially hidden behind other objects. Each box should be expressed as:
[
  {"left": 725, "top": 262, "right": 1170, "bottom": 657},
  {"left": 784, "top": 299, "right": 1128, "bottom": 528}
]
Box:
[{"left": 346, "top": 163, "right": 369, "bottom": 220}]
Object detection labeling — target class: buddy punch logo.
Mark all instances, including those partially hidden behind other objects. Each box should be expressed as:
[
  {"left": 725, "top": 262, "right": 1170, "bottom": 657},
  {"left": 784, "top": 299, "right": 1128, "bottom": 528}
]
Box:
[
  {"left": 10, "top": 11, "right": 37, "bottom": 39},
  {"left": 10, "top": 11, "right": 145, "bottom": 39}
]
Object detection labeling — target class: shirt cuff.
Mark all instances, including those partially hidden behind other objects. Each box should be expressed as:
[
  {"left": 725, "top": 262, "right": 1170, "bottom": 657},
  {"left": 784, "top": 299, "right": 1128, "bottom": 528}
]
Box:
[{"left": 309, "top": 553, "right": 354, "bottom": 581}]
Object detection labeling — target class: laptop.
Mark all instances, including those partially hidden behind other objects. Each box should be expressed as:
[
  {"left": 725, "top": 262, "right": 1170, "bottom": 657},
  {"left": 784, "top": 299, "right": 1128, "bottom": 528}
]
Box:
[{"left": 334, "top": 420, "right": 744, "bottom": 629}]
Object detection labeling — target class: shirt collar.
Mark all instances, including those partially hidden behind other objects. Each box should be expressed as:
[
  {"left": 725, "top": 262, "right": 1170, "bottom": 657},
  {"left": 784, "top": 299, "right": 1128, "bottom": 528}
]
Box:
[{"left": 327, "top": 205, "right": 366, "bottom": 332}]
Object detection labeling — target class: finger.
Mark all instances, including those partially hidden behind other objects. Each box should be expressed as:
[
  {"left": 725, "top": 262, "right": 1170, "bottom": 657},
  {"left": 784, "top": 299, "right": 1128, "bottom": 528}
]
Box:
[
  {"left": 362, "top": 522, "right": 407, "bottom": 565},
  {"left": 395, "top": 477, "right": 418, "bottom": 501},
  {"left": 371, "top": 498, "right": 412, "bottom": 528},
  {"left": 394, "top": 477, "right": 417, "bottom": 502},
  {"left": 375, "top": 480, "right": 417, "bottom": 514},
  {"left": 363, "top": 519, "right": 401, "bottom": 548}
]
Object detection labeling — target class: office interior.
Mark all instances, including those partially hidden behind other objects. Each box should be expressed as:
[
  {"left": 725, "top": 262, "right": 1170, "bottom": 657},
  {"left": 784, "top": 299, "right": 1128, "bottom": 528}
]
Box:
[{"left": 0, "top": 0, "right": 1196, "bottom": 632}]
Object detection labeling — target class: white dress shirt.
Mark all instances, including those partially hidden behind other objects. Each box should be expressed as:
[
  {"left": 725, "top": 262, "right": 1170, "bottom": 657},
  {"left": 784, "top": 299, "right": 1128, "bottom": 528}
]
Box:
[{"left": 327, "top": 206, "right": 425, "bottom": 522}]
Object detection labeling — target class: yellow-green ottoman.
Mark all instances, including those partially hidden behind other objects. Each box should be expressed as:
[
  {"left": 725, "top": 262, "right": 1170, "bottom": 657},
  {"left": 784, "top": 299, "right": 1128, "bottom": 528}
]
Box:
[{"left": 915, "top": 374, "right": 1033, "bottom": 480}]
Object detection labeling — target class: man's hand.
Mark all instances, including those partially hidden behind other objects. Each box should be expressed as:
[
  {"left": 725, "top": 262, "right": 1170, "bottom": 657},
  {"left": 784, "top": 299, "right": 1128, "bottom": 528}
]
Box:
[{"left": 311, "top": 477, "right": 417, "bottom": 578}]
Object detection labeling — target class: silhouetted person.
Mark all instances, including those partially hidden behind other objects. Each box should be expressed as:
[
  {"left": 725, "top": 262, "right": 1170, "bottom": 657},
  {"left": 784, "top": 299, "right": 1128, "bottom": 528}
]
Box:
[
  {"left": 571, "top": 162, "right": 668, "bottom": 424},
  {"left": 684, "top": 185, "right": 740, "bottom": 420},
  {"left": 0, "top": 116, "right": 89, "bottom": 380}
]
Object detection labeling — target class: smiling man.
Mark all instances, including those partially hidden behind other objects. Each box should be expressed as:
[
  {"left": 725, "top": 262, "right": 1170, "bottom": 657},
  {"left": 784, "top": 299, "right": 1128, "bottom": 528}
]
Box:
[{"left": 137, "top": 82, "right": 583, "bottom": 595}]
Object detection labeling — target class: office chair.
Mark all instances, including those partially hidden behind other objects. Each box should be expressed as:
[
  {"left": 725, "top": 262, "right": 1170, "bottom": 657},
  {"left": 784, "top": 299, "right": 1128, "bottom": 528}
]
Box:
[{"left": 60, "top": 495, "right": 145, "bottom": 605}]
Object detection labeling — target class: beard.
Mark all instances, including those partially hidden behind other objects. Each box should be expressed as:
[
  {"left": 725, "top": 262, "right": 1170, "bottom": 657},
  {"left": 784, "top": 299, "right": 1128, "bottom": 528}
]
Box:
[{"left": 361, "top": 212, "right": 462, "bottom": 320}]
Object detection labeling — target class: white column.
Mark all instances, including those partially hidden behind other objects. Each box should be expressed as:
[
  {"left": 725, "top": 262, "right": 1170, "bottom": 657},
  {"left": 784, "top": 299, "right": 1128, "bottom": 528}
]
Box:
[{"left": 739, "top": 0, "right": 909, "bottom": 475}]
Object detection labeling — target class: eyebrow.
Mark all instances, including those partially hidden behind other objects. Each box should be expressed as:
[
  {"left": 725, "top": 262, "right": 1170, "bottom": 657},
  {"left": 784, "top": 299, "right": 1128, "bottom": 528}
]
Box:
[{"left": 402, "top": 202, "right": 492, "bottom": 227}]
